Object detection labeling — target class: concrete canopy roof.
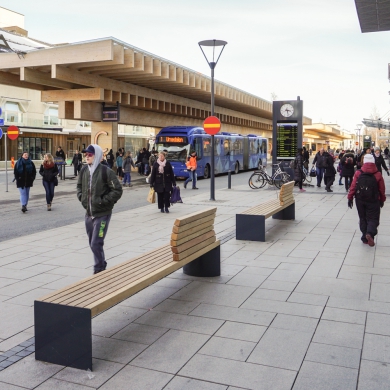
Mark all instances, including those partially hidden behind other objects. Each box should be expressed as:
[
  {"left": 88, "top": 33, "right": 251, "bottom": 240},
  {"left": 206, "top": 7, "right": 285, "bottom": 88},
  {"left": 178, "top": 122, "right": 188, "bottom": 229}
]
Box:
[{"left": 355, "top": 0, "right": 390, "bottom": 33}]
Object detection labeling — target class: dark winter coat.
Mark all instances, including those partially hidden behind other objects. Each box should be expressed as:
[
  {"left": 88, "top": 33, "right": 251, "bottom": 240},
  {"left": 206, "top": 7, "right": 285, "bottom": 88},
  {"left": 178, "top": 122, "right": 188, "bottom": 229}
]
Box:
[
  {"left": 293, "top": 154, "right": 304, "bottom": 181},
  {"left": 348, "top": 163, "right": 386, "bottom": 203},
  {"left": 150, "top": 161, "right": 176, "bottom": 193},
  {"left": 374, "top": 154, "right": 388, "bottom": 174},
  {"left": 324, "top": 153, "right": 336, "bottom": 178},
  {"left": 313, "top": 151, "right": 328, "bottom": 168},
  {"left": 341, "top": 153, "right": 356, "bottom": 177},
  {"left": 14, "top": 158, "right": 36, "bottom": 188},
  {"left": 39, "top": 163, "right": 59, "bottom": 183},
  {"left": 71, "top": 153, "right": 82, "bottom": 166},
  {"left": 55, "top": 149, "right": 65, "bottom": 160},
  {"left": 106, "top": 150, "right": 114, "bottom": 168}
]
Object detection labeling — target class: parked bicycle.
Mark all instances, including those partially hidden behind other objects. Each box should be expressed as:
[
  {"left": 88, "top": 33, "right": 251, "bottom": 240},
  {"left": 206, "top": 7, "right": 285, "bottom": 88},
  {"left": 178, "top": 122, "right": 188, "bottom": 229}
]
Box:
[
  {"left": 249, "top": 162, "right": 291, "bottom": 189},
  {"left": 302, "top": 166, "right": 312, "bottom": 184}
]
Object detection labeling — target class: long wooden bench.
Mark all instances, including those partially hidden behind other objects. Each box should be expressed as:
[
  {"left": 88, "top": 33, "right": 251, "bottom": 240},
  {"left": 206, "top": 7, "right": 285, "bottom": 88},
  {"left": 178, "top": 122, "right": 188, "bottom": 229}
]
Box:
[
  {"left": 236, "top": 181, "right": 295, "bottom": 241},
  {"left": 34, "top": 207, "right": 220, "bottom": 371}
]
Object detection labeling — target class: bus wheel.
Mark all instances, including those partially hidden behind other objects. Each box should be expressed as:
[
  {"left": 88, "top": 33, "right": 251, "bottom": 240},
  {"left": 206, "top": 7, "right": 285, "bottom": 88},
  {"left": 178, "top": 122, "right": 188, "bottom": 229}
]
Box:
[
  {"left": 204, "top": 164, "right": 210, "bottom": 179},
  {"left": 234, "top": 162, "right": 239, "bottom": 174},
  {"left": 258, "top": 160, "right": 263, "bottom": 170}
]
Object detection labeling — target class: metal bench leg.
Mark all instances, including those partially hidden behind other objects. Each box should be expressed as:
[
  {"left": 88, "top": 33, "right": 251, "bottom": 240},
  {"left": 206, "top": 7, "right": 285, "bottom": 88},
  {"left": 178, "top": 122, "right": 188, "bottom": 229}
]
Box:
[
  {"left": 35, "top": 301, "right": 92, "bottom": 370},
  {"left": 272, "top": 203, "right": 295, "bottom": 220},
  {"left": 183, "top": 245, "right": 220, "bottom": 277},
  {"left": 236, "top": 214, "right": 266, "bottom": 241}
]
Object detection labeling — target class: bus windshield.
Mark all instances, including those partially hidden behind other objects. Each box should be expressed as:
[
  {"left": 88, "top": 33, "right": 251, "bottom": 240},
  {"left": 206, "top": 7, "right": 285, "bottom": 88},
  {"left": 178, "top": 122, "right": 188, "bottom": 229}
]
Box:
[{"left": 155, "top": 143, "right": 190, "bottom": 162}]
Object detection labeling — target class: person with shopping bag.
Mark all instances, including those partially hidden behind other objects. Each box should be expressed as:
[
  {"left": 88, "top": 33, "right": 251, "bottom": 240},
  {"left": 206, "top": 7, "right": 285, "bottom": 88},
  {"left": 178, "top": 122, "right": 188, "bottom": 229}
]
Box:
[{"left": 150, "top": 152, "right": 176, "bottom": 213}]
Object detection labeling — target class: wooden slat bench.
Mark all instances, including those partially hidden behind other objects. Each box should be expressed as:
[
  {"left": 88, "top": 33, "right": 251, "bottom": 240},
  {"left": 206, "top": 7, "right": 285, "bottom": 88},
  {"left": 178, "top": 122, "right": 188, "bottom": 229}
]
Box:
[
  {"left": 34, "top": 207, "right": 220, "bottom": 371},
  {"left": 236, "top": 181, "right": 295, "bottom": 241}
]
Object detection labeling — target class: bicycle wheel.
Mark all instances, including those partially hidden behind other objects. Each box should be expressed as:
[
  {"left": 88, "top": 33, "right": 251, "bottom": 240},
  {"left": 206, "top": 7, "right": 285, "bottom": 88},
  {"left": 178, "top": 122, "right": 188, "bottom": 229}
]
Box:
[
  {"left": 273, "top": 173, "right": 290, "bottom": 189},
  {"left": 303, "top": 171, "right": 312, "bottom": 183},
  {"left": 249, "top": 172, "right": 265, "bottom": 189}
]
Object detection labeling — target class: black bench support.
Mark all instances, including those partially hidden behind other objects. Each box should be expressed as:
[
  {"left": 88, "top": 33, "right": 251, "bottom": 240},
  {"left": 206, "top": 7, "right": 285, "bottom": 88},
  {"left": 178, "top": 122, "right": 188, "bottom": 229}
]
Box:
[
  {"left": 183, "top": 245, "right": 220, "bottom": 277},
  {"left": 35, "top": 301, "right": 92, "bottom": 370},
  {"left": 236, "top": 214, "right": 266, "bottom": 242},
  {"left": 272, "top": 203, "right": 295, "bottom": 221}
]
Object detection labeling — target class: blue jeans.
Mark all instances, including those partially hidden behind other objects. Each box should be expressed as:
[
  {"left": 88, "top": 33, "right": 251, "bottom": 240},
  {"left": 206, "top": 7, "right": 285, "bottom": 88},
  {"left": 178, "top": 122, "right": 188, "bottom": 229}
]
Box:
[
  {"left": 18, "top": 187, "right": 30, "bottom": 206},
  {"left": 42, "top": 180, "right": 55, "bottom": 204},
  {"left": 144, "top": 164, "right": 149, "bottom": 175},
  {"left": 185, "top": 170, "right": 197, "bottom": 188},
  {"left": 316, "top": 167, "right": 325, "bottom": 186},
  {"left": 123, "top": 172, "right": 131, "bottom": 184}
]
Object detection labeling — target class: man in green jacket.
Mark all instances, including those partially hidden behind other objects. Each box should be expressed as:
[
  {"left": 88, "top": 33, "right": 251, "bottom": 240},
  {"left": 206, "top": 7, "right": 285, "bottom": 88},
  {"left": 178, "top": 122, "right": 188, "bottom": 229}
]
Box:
[{"left": 77, "top": 144, "right": 123, "bottom": 274}]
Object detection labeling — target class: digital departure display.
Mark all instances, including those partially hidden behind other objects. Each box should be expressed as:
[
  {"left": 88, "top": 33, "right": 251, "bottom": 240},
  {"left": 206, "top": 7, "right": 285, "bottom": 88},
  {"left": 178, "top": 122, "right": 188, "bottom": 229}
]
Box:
[
  {"left": 276, "top": 122, "right": 298, "bottom": 159},
  {"left": 158, "top": 136, "right": 187, "bottom": 144}
]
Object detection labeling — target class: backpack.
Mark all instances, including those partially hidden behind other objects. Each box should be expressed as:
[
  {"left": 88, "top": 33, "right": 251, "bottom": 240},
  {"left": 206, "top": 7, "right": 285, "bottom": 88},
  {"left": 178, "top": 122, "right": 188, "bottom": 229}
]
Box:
[
  {"left": 355, "top": 171, "right": 379, "bottom": 202},
  {"left": 346, "top": 157, "right": 353, "bottom": 165}
]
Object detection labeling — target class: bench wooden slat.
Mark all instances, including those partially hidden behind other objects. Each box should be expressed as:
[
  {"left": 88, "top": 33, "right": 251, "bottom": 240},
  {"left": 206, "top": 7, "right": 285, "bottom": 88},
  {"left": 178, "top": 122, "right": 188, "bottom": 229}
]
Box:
[
  {"left": 174, "top": 207, "right": 217, "bottom": 227},
  {"left": 173, "top": 236, "right": 216, "bottom": 261},
  {"left": 170, "top": 225, "right": 214, "bottom": 247},
  {"left": 171, "top": 213, "right": 215, "bottom": 234},
  {"left": 86, "top": 240, "right": 220, "bottom": 316},
  {"left": 242, "top": 200, "right": 279, "bottom": 214},
  {"left": 280, "top": 195, "right": 294, "bottom": 205},
  {"left": 263, "top": 199, "right": 295, "bottom": 218},
  {"left": 171, "top": 230, "right": 215, "bottom": 254}
]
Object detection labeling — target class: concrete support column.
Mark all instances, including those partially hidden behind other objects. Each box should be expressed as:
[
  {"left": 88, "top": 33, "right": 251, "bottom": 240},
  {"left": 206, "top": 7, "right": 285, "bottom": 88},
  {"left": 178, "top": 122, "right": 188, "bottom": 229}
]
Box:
[{"left": 91, "top": 122, "right": 118, "bottom": 153}]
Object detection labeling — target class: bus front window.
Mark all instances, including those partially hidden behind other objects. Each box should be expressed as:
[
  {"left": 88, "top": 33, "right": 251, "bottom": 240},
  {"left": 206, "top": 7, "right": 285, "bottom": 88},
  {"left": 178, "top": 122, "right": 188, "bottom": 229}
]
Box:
[{"left": 155, "top": 143, "right": 190, "bottom": 162}]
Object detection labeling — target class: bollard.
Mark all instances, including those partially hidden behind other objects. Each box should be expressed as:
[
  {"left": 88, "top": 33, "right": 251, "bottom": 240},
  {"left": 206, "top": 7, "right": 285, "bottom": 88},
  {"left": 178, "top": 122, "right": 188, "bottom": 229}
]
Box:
[{"left": 228, "top": 170, "right": 231, "bottom": 189}]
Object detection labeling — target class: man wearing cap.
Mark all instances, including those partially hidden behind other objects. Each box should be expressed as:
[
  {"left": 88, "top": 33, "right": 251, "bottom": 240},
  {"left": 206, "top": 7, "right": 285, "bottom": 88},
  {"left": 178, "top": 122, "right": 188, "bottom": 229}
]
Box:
[
  {"left": 77, "top": 144, "right": 123, "bottom": 274},
  {"left": 348, "top": 153, "right": 386, "bottom": 247}
]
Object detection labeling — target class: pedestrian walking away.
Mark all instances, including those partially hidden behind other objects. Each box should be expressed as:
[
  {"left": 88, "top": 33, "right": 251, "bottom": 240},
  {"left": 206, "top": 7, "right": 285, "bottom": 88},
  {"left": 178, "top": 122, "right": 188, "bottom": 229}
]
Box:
[
  {"left": 293, "top": 148, "right": 305, "bottom": 192},
  {"left": 324, "top": 149, "right": 336, "bottom": 192},
  {"left": 150, "top": 151, "right": 176, "bottom": 213},
  {"left": 122, "top": 151, "right": 135, "bottom": 187},
  {"left": 347, "top": 153, "right": 386, "bottom": 246},
  {"left": 39, "top": 153, "right": 59, "bottom": 211},
  {"left": 116, "top": 152, "right": 123, "bottom": 179},
  {"left": 312, "top": 148, "right": 327, "bottom": 187},
  {"left": 106, "top": 148, "right": 114, "bottom": 169},
  {"left": 71, "top": 150, "right": 82, "bottom": 176},
  {"left": 373, "top": 147, "right": 389, "bottom": 176},
  {"left": 184, "top": 150, "right": 198, "bottom": 189},
  {"left": 14, "top": 151, "right": 36, "bottom": 213},
  {"left": 77, "top": 144, "right": 123, "bottom": 274},
  {"left": 341, "top": 150, "right": 356, "bottom": 192}
]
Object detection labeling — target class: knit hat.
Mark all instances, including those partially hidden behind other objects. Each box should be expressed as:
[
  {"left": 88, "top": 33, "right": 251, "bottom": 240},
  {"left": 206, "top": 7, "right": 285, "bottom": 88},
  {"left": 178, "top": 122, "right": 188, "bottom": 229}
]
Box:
[{"left": 364, "top": 154, "right": 375, "bottom": 164}]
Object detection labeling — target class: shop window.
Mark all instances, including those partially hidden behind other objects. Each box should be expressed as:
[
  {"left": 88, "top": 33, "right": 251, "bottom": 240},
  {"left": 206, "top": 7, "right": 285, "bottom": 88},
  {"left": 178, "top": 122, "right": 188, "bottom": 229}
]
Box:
[
  {"left": 18, "top": 138, "right": 53, "bottom": 159},
  {"left": 4, "top": 101, "right": 23, "bottom": 124}
]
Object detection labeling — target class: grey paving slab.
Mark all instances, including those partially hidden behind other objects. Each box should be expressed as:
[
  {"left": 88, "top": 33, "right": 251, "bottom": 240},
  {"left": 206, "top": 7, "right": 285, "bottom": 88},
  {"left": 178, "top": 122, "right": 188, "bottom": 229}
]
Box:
[
  {"left": 259, "top": 280, "right": 298, "bottom": 292},
  {"left": 0, "top": 280, "right": 43, "bottom": 297},
  {"left": 179, "top": 354, "right": 297, "bottom": 390},
  {"left": 293, "top": 361, "right": 358, "bottom": 390},
  {"left": 305, "top": 342, "right": 361, "bottom": 369},
  {"left": 0, "top": 332, "right": 32, "bottom": 353},
  {"left": 270, "top": 313, "right": 318, "bottom": 334},
  {"left": 358, "top": 359, "right": 390, "bottom": 389},
  {"left": 338, "top": 269, "right": 372, "bottom": 282},
  {"left": 54, "top": 358, "right": 123, "bottom": 388},
  {"left": 321, "top": 307, "right": 366, "bottom": 325},
  {"left": 0, "top": 303, "right": 33, "bottom": 340},
  {"left": 92, "top": 306, "right": 146, "bottom": 337},
  {"left": 250, "top": 288, "right": 290, "bottom": 301},
  {"left": 199, "top": 336, "right": 256, "bottom": 361},
  {"left": 152, "top": 277, "right": 192, "bottom": 290},
  {"left": 328, "top": 296, "right": 390, "bottom": 315},
  {"left": 131, "top": 329, "right": 209, "bottom": 374},
  {"left": 215, "top": 321, "right": 267, "bottom": 342},
  {"left": 134, "top": 310, "right": 223, "bottom": 335},
  {"left": 100, "top": 365, "right": 173, "bottom": 390},
  {"left": 0, "top": 354, "right": 63, "bottom": 389},
  {"left": 248, "top": 327, "right": 312, "bottom": 371},
  {"left": 267, "top": 269, "right": 306, "bottom": 283},
  {"left": 366, "top": 312, "right": 390, "bottom": 336},
  {"left": 3, "top": 288, "right": 55, "bottom": 306},
  {"left": 165, "top": 376, "right": 227, "bottom": 390},
  {"left": 169, "top": 281, "right": 255, "bottom": 307},
  {"left": 362, "top": 333, "right": 390, "bottom": 363},
  {"left": 226, "top": 272, "right": 268, "bottom": 287},
  {"left": 111, "top": 323, "right": 169, "bottom": 345},
  {"left": 370, "top": 282, "right": 390, "bottom": 303},
  {"left": 190, "top": 303, "right": 276, "bottom": 326},
  {"left": 153, "top": 298, "right": 200, "bottom": 314},
  {"left": 239, "top": 266, "right": 274, "bottom": 276},
  {"left": 313, "top": 320, "right": 365, "bottom": 349},
  {"left": 35, "top": 378, "right": 92, "bottom": 390},
  {"left": 287, "top": 292, "right": 328, "bottom": 306},
  {"left": 0, "top": 382, "right": 26, "bottom": 390}
]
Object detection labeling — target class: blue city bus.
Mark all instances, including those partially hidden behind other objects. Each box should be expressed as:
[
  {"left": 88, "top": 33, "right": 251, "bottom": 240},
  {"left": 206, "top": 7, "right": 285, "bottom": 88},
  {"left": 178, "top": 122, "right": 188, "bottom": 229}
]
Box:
[{"left": 154, "top": 126, "right": 267, "bottom": 179}]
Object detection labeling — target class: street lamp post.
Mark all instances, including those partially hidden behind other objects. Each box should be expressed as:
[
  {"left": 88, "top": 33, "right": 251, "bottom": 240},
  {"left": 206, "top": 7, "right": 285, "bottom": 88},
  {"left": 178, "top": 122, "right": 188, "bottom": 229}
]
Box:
[
  {"left": 356, "top": 123, "right": 362, "bottom": 149},
  {"left": 198, "top": 39, "right": 227, "bottom": 201}
]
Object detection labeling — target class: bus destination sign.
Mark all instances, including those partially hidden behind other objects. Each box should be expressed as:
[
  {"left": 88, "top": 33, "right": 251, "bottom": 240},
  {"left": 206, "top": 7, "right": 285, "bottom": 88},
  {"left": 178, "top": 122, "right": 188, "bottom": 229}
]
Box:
[
  {"left": 276, "top": 122, "right": 298, "bottom": 159},
  {"left": 159, "top": 136, "right": 187, "bottom": 143}
]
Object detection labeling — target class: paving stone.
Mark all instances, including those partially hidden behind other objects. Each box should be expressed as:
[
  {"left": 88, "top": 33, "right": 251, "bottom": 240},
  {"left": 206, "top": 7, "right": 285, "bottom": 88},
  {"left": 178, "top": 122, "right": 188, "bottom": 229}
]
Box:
[
  {"left": 0, "top": 357, "right": 6, "bottom": 363},
  {"left": 0, "top": 382, "right": 26, "bottom": 389},
  {"left": 267, "top": 269, "right": 306, "bottom": 283},
  {"left": 9, "top": 346, "right": 24, "bottom": 353},
  {"left": 293, "top": 361, "right": 358, "bottom": 390},
  {"left": 54, "top": 358, "right": 123, "bottom": 388},
  {"left": 169, "top": 281, "right": 255, "bottom": 307},
  {"left": 100, "top": 365, "right": 173, "bottom": 390},
  {"left": 362, "top": 333, "right": 390, "bottom": 363},
  {"left": 166, "top": 376, "right": 227, "bottom": 390},
  {"left": 215, "top": 321, "right": 267, "bottom": 342},
  {"left": 259, "top": 280, "right": 298, "bottom": 291},
  {"left": 328, "top": 296, "right": 390, "bottom": 315},
  {"left": 270, "top": 313, "right": 318, "bottom": 334},
  {"left": 178, "top": 354, "right": 297, "bottom": 389},
  {"left": 321, "top": 307, "right": 366, "bottom": 325},
  {"left": 190, "top": 303, "right": 276, "bottom": 326},
  {"left": 131, "top": 329, "right": 209, "bottom": 374},
  {"left": 111, "top": 322, "right": 169, "bottom": 345},
  {"left": 305, "top": 342, "right": 361, "bottom": 369},
  {"left": 25, "top": 346, "right": 34, "bottom": 352},
  {"left": 370, "top": 282, "right": 390, "bottom": 303},
  {"left": 248, "top": 327, "right": 312, "bottom": 370},
  {"left": 288, "top": 292, "right": 328, "bottom": 306},
  {"left": 1, "top": 351, "right": 15, "bottom": 358},
  {"left": 153, "top": 299, "right": 200, "bottom": 314},
  {"left": 313, "top": 320, "right": 364, "bottom": 349},
  {"left": 0, "top": 360, "right": 13, "bottom": 368},
  {"left": 358, "top": 359, "right": 390, "bottom": 389},
  {"left": 6, "top": 355, "right": 23, "bottom": 363},
  {"left": 35, "top": 378, "right": 92, "bottom": 389},
  {"left": 226, "top": 272, "right": 268, "bottom": 287},
  {"left": 250, "top": 288, "right": 290, "bottom": 301},
  {"left": 0, "top": 354, "right": 63, "bottom": 388},
  {"left": 0, "top": 303, "right": 34, "bottom": 340},
  {"left": 15, "top": 350, "right": 32, "bottom": 357},
  {"left": 366, "top": 312, "right": 390, "bottom": 336}
]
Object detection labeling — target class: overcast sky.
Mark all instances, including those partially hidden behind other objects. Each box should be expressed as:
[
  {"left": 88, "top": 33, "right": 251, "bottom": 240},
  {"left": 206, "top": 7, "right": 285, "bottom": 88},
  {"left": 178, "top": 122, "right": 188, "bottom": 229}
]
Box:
[{"left": 2, "top": 0, "right": 390, "bottom": 132}]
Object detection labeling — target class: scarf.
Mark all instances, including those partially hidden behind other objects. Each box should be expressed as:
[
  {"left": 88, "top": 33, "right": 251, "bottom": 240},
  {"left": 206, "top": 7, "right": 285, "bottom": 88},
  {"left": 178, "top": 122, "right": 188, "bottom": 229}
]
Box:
[
  {"left": 157, "top": 159, "right": 166, "bottom": 174},
  {"left": 17, "top": 157, "right": 33, "bottom": 175},
  {"left": 43, "top": 161, "right": 55, "bottom": 169}
]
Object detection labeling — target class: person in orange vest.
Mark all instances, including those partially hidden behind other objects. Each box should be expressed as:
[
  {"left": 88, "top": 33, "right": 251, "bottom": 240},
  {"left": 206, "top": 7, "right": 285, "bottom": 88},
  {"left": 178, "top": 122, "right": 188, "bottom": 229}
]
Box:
[{"left": 184, "top": 150, "right": 198, "bottom": 189}]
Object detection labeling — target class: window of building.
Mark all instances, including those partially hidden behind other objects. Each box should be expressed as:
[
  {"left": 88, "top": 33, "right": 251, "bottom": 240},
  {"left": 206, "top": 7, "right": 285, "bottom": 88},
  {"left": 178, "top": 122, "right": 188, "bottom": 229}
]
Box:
[
  {"left": 18, "top": 138, "right": 53, "bottom": 159},
  {"left": 4, "top": 101, "right": 23, "bottom": 123},
  {"left": 44, "top": 107, "right": 60, "bottom": 126}
]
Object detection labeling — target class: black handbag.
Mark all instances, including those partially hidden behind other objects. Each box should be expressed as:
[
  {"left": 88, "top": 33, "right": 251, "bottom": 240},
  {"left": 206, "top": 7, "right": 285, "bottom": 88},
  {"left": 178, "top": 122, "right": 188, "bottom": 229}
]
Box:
[
  {"left": 309, "top": 167, "right": 317, "bottom": 177},
  {"left": 53, "top": 177, "right": 58, "bottom": 186}
]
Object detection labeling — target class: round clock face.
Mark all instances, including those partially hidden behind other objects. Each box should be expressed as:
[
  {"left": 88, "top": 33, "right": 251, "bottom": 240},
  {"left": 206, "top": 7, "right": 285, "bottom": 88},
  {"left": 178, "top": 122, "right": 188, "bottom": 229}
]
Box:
[{"left": 280, "top": 104, "right": 294, "bottom": 117}]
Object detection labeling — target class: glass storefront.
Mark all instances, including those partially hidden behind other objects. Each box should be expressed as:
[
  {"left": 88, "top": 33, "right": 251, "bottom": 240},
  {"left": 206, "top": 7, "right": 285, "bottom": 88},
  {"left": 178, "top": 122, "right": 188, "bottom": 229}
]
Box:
[
  {"left": 120, "top": 125, "right": 157, "bottom": 158},
  {"left": 18, "top": 137, "right": 52, "bottom": 159}
]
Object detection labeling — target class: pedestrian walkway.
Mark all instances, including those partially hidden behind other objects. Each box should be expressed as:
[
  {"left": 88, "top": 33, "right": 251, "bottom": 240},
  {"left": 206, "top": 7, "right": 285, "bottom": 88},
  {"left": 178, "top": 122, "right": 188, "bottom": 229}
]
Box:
[{"left": 0, "top": 178, "right": 389, "bottom": 389}]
